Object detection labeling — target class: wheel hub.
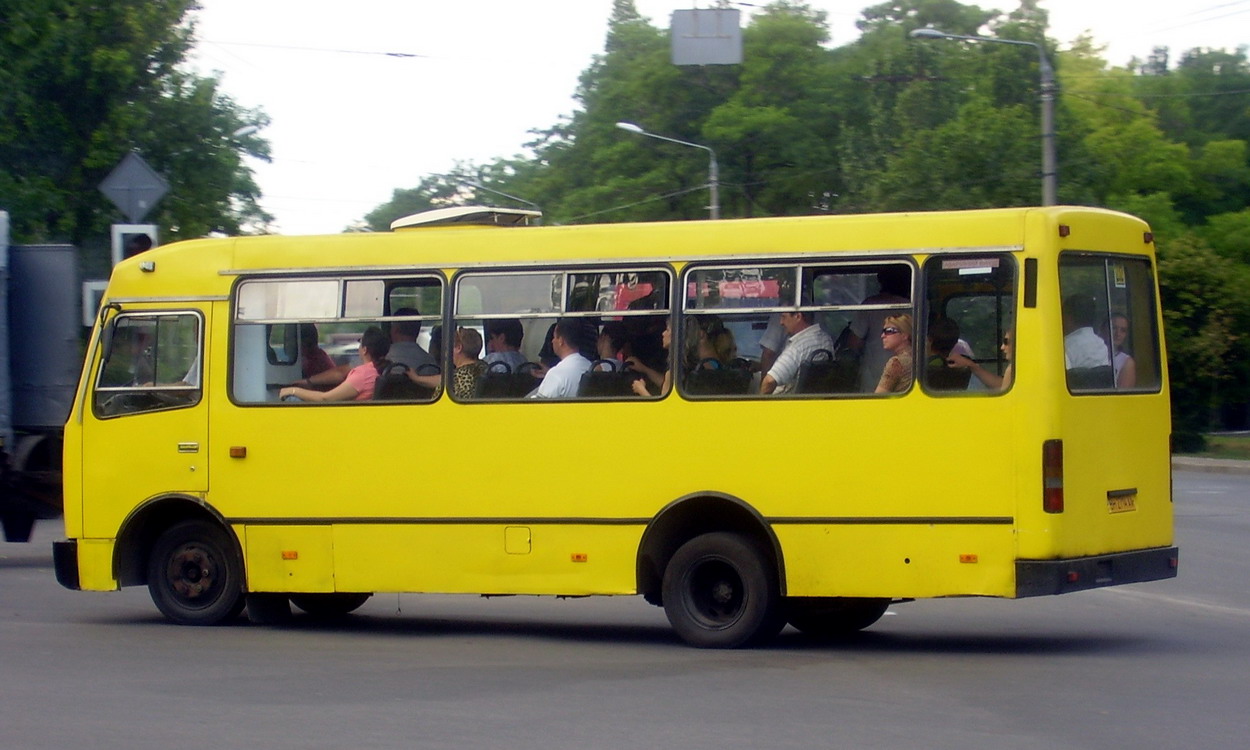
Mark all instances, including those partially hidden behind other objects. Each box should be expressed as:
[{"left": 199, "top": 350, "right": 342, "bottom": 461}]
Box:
[{"left": 168, "top": 545, "right": 215, "bottom": 599}]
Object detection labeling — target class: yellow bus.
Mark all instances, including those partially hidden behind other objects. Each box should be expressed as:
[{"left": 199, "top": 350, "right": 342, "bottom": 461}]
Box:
[{"left": 54, "top": 205, "right": 1178, "bottom": 648}]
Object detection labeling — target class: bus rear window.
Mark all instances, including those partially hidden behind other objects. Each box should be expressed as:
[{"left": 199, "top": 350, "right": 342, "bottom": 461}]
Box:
[{"left": 1059, "top": 255, "right": 1162, "bottom": 393}]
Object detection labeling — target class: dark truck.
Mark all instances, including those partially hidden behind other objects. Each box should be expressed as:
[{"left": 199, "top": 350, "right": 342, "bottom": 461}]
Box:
[{"left": 0, "top": 210, "right": 81, "bottom": 541}]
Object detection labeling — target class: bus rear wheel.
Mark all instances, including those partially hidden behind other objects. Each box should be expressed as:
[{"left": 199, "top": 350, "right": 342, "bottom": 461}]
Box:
[
  {"left": 785, "top": 597, "right": 890, "bottom": 638},
  {"left": 147, "top": 520, "right": 245, "bottom": 625},
  {"left": 662, "top": 532, "right": 783, "bottom": 649},
  {"left": 290, "top": 593, "right": 372, "bottom": 618}
]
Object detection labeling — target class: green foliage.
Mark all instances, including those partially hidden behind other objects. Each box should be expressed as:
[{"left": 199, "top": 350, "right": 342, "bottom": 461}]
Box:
[
  {"left": 1157, "top": 234, "right": 1250, "bottom": 439},
  {"left": 0, "top": 0, "right": 270, "bottom": 243}
]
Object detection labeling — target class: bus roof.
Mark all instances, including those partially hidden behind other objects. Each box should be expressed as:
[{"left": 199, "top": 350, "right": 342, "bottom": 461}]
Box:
[{"left": 103, "top": 206, "right": 1151, "bottom": 299}]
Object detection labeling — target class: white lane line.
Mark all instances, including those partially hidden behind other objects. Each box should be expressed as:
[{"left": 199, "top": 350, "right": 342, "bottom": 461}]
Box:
[{"left": 1101, "top": 587, "right": 1250, "bottom": 618}]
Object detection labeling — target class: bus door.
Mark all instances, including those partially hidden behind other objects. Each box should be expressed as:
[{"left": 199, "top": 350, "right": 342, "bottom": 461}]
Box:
[
  {"left": 1057, "top": 254, "right": 1170, "bottom": 552},
  {"left": 81, "top": 308, "right": 208, "bottom": 538}
]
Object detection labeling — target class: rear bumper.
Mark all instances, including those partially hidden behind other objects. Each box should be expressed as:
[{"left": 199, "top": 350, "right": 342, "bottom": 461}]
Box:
[
  {"left": 53, "top": 539, "right": 80, "bottom": 590},
  {"left": 1016, "top": 546, "right": 1178, "bottom": 598}
]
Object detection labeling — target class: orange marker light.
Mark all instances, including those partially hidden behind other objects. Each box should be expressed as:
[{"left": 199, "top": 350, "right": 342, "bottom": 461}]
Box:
[
  {"left": 281, "top": 550, "right": 298, "bottom": 560},
  {"left": 229, "top": 446, "right": 247, "bottom": 459},
  {"left": 570, "top": 553, "right": 588, "bottom": 563},
  {"left": 959, "top": 554, "right": 979, "bottom": 564}
]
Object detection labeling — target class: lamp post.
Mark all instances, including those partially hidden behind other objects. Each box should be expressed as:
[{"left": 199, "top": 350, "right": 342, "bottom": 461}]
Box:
[
  {"left": 909, "top": 27, "right": 1057, "bottom": 206},
  {"left": 615, "top": 121, "right": 720, "bottom": 219}
]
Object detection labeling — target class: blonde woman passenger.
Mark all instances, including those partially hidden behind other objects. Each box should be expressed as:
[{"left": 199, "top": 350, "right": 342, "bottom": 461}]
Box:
[{"left": 874, "top": 314, "right": 914, "bottom": 394}]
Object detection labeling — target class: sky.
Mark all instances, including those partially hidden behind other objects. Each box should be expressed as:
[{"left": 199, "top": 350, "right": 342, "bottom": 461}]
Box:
[{"left": 188, "top": 1, "right": 1250, "bottom": 235}]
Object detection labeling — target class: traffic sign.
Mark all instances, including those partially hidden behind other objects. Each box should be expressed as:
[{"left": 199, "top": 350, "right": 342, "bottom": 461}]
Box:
[{"left": 99, "top": 152, "right": 170, "bottom": 223}]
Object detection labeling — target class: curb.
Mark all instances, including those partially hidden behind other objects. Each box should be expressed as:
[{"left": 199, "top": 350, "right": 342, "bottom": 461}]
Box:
[{"left": 1172, "top": 456, "right": 1250, "bottom": 475}]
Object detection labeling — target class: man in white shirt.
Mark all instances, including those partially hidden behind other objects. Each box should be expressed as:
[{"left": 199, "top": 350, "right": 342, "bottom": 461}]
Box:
[
  {"left": 761, "top": 311, "right": 835, "bottom": 395},
  {"left": 529, "top": 318, "right": 592, "bottom": 398},
  {"left": 1062, "top": 294, "right": 1111, "bottom": 369}
]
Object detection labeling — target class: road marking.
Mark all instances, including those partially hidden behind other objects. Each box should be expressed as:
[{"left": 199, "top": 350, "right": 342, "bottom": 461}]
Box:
[{"left": 1102, "top": 587, "right": 1250, "bottom": 618}]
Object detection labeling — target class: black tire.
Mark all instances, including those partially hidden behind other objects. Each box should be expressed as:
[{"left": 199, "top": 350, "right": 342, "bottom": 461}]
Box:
[
  {"left": 290, "top": 593, "right": 372, "bottom": 618},
  {"left": 662, "top": 532, "right": 784, "bottom": 649},
  {"left": 246, "top": 593, "right": 292, "bottom": 625},
  {"left": 147, "top": 520, "right": 245, "bottom": 626},
  {"left": 785, "top": 597, "right": 890, "bottom": 638}
]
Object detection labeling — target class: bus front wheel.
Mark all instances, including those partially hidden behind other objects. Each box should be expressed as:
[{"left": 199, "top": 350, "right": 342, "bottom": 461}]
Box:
[
  {"left": 147, "top": 520, "right": 245, "bottom": 625},
  {"left": 662, "top": 532, "right": 783, "bottom": 648}
]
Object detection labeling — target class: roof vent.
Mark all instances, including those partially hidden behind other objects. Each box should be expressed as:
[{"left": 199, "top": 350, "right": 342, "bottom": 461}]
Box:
[{"left": 390, "top": 206, "right": 541, "bottom": 231}]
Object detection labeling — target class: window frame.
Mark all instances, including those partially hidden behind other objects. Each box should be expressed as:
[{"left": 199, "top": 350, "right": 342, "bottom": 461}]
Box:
[
  {"left": 92, "top": 309, "right": 204, "bottom": 419},
  {"left": 228, "top": 272, "right": 447, "bottom": 407},
  {"left": 1058, "top": 252, "right": 1163, "bottom": 396},
  {"left": 678, "top": 258, "right": 916, "bottom": 400},
  {"left": 452, "top": 264, "right": 674, "bottom": 402},
  {"left": 919, "top": 253, "right": 1019, "bottom": 398}
]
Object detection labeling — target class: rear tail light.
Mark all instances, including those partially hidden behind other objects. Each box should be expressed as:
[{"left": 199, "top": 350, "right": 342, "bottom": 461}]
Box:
[{"left": 1043, "top": 439, "right": 1064, "bottom": 513}]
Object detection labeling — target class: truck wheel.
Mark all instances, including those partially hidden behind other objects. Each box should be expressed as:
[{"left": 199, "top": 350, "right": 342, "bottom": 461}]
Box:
[
  {"left": 147, "top": 520, "right": 244, "bottom": 625},
  {"left": 662, "top": 532, "right": 783, "bottom": 648}
]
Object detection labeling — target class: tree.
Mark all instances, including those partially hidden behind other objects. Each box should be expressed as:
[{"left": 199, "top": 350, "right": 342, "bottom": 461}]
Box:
[
  {"left": 1157, "top": 234, "right": 1250, "bottom": 447},
  {"left": 0, "top": 0, "right": 269, "bottom": 243}
]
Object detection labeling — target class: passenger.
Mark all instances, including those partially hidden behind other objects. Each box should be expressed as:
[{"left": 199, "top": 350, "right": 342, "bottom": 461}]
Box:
[
  {"left": 760, "top": 311, "right": 836, "bottom": 395},
  {"left": 874, "top": 314, "right": 914, "bottom": 394},
  {"left": 427, "top": 325, "right": 443, "bottom": 364},
  {"left": 280, "top": 326, "right": 389, "bottom": 402},
  {"left": 484, "top": 318, "right": 527, "bottom": 372},
  {"left": 415, "top": 326, "right": 487, "bottom": 399},
  {"left": 1062, "top": 294, "right": 1111, "bottom": 369},
  {"left": 847, "top": 267, "right": 911, "bottom": 392},
  {"left": 596, "top": 321, "right": 628, "bottom": 367},
  {"left": 757, "top": 314, "right": 786, "bottom": 374},
  {"left": 1106, "top": 313, "right": 1137, "bottom": 388},
  {"left": 538, "top": 318, "right": 599, "bottom": 368},
  {"left": 926, "top": 317, "right": 960, "bottom": 366},
  {"left": 529, "top": 318, "right": 592, "bottom": 398},
  {"left": 627, "top": 319, "right": 672, "bottom": 396},
  {"left": 299, "top": 323, "right": 335, "bottom": 379},
  {"left": 948, "top": 331, "right": 1014, "bottom": 390},
  {"left": 685, "top": 315, "right": 737, "bottom": 372},
  {"left": 388, "top": 308, "right": 436, "bottom": 370}
]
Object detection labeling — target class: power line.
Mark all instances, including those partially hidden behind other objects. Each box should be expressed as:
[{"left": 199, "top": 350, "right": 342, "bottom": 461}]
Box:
[{"left": 202, "top": 40, "right": 427, "bottom": 59}]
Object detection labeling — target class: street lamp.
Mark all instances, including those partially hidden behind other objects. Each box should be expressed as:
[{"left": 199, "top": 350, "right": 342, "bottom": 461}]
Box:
[
  {"left": 615, "top": 121, "right": 720, "bottom": 219},
  {"left": 909, "top": 27, "right": 1057, "bottom": 206}
]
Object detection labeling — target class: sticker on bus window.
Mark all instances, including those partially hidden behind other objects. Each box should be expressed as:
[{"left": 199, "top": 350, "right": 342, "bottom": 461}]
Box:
[
  {"left": 1112, "top": 264, "right": 1127, "bottom": 289},
  {"left": 943, "top": 258, "right": 999, "bottom": 275}
]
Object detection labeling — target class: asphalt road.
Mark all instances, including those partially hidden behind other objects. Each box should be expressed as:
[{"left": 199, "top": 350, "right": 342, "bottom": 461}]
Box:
[{"left": 1, "top": 471, "right": 1245, "bottom": 750}]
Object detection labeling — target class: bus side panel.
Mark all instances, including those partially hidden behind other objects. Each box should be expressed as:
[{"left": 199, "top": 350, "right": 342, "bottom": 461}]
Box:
[
  {"left": 243, "top": 525, "right": 335, "bottom": 593},
  {"left": 329, "top": 524, "right": 642, "bottom": 596},
  {"left": 777, "top": 524, "right": 1016, "bottom": 598}
]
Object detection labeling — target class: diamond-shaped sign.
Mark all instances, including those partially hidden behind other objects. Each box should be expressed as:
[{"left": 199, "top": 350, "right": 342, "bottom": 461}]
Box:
[{"left": 99, "top": 151, "right": 170, "bottom": 223}]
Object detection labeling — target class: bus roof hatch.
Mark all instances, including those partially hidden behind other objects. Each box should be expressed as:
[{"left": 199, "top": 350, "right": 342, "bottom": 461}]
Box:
[{"left": 390, "top": 206, "right": 542, "bottom": 231}]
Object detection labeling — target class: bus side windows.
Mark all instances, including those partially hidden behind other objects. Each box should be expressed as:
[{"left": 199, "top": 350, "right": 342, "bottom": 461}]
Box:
[
  {"left": 921, "top": 255, "right": 1016, "bottom": 396},
  {"left": 93, "top": 312, "right": 202, "bottom": 417},
  {"left": 231, "top": 275, "right": 444, "bottom": 405},
  {"left": 681, "top": 262, "right": 915, "bottom": 398},
  {"left": 454, "top": 268, "right": 672, "bottom": 401}
]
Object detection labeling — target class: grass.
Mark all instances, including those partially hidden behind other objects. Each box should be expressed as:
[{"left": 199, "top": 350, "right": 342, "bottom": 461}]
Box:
[{"left": 1181, "top": 433, "right": 1250, "bottom": 460}]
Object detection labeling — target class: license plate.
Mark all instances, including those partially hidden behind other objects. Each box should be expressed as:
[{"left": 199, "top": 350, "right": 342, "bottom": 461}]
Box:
[{"left": 1107, "top": 494, "right": 1137, "bottom": 513}]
